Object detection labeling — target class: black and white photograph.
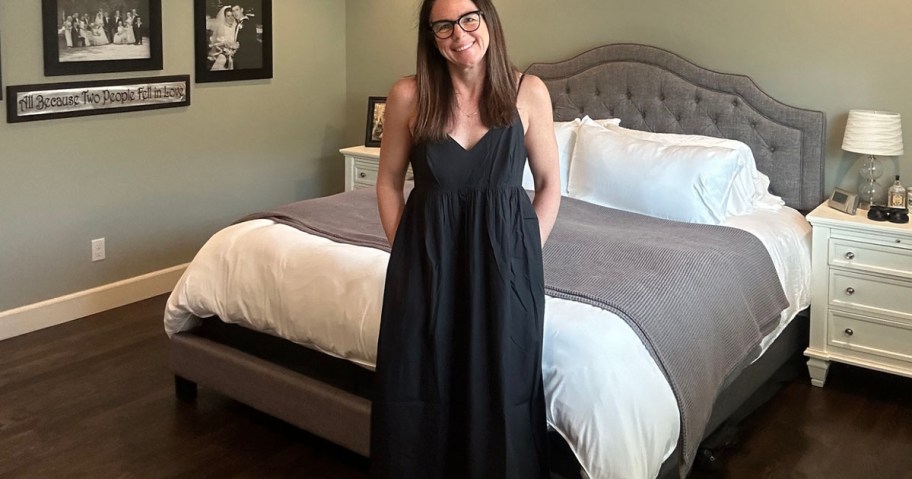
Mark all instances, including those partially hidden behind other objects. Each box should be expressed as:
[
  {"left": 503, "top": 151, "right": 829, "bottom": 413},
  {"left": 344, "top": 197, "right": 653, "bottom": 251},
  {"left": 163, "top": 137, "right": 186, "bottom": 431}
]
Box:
[
  {"left": 42, "top": 0, "right": 163, "bottom": 76},
  {"left": 195, "top": 0, "right": 273, "bottom": 83},
  {"left": 364, "top": 96, "right": 386, "bottom": 147}
]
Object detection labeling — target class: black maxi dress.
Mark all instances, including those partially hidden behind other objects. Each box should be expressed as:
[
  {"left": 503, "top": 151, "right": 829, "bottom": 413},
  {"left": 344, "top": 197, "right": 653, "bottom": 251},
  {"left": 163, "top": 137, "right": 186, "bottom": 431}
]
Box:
[{"left": 370, "top": 107, "right": 550, "bottom": 478}]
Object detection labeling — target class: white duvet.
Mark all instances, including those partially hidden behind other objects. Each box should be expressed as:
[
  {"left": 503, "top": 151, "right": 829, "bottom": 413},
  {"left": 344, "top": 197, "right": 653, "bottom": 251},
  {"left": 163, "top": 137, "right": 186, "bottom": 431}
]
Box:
[{"left": 164, "top": 207, "right": 810, "bottom": 479}]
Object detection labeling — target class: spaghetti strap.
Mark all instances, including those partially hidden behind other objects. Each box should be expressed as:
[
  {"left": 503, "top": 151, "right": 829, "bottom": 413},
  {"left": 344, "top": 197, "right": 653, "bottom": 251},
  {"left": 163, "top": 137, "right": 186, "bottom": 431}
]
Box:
[{"left": 518, "top": 73, "right": 526, "bottom": 91}]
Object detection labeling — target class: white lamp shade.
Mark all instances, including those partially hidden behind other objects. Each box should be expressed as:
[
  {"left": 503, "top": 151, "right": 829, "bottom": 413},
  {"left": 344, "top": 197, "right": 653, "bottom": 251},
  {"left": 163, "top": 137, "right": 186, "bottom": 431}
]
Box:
[{"left": 842, "top": 109, "right": 904, "bottom": 156}]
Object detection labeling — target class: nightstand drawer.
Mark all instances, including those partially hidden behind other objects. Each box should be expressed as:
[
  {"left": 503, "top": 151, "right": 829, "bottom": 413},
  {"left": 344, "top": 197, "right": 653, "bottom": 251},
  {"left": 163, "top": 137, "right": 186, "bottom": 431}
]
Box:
[
  {"left": 830, "top": 239, "right": 912, "bottom": 280},
  {"left": 832, "top": 229, "right": 912, "bottom": 252},
  {"left": 828, "top": 310, "right": 912, "bottom": 363},
  {"left": 829, "top": 270, "right": 912, "bottom": 321},
  {"left": 352, "top": 160, "right": 378, "bottom": 186}
]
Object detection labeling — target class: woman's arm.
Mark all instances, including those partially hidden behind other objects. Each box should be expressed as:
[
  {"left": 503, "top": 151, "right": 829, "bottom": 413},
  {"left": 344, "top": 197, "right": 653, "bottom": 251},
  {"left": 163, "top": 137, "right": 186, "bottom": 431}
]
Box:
[
  {"left": 519, "top": 75, "right": 561, "bottom": 244},
  {"left": 376, "top": 77, "right": 417, "bottom": 245}
]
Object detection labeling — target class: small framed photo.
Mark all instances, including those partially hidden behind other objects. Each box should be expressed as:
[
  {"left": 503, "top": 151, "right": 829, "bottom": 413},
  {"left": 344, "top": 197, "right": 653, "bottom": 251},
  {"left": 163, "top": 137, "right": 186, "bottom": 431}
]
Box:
[
  {"left": 194, "top": 0, "right": 273, "bottom": 83},
  {"left": 364, "top": 96, "right": 387, "bottom": 147},
  {"left": 42, "top": 0, "right": 163, "bottom": 76}
]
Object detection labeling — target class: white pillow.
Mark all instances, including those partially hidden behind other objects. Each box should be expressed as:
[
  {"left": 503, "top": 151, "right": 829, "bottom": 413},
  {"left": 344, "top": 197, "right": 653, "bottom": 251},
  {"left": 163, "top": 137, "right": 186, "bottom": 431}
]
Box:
[
  {"left": 598, "top": 123, "right": 784, "bottom": 214},
  {"left": 568, "top": 120, "right": 742, "bottom": 224},
  {"left": 522, "top": 117, "right": 622, "bottom": 195}
]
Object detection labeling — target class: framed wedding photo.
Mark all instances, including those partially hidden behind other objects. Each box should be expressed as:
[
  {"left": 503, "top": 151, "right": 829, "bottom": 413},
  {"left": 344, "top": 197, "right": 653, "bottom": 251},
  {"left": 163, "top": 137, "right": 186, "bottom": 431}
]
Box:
[
  {"left": 364, "top": 96, "right": 387, "bottom": 147},
  {"left": 194, "top": 0, "right": 273, "bottom": 83},
  {"left": 42, "top": 0, "right": 163, "bottom": 76}
]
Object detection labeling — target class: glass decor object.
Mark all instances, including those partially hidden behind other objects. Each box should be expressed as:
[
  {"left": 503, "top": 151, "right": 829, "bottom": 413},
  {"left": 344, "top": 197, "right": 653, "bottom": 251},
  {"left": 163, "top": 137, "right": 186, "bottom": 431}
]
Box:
[
  {"left": 887, "top": 175, "right": 907, "bottom": 209},
  {"left": 842, "top": 110, "right": 904, "bottom": 206}
]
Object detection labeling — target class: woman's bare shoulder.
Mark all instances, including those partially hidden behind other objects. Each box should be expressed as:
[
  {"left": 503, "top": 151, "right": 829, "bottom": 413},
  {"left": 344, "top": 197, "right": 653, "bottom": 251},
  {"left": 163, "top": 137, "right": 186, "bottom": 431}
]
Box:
[
  {"left": 516, "top": 73, "right": 549, "bottom": 104},
  {"left": 388, "top": 76, "right": 418, "bottom": 105},
  {"left": 516, "top": 72, "right": 552, "bottom": 130}
]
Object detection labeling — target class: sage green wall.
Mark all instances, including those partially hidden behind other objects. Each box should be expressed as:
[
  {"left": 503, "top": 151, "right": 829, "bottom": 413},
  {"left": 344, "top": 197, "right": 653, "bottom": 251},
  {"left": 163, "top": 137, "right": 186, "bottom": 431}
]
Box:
[
  {"left": 3, "top": 1, "right": 908, "bottom": 313},
  {"left": 0, "top": 1, "right": 347, "bottom": 311},
  {"left": 345, "top": 0, "right": 912, "bottom": 198}
]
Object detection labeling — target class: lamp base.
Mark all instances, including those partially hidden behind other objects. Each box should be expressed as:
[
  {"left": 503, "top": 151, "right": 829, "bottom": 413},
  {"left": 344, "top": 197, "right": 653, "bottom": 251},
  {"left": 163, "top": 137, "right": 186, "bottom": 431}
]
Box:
[
  {"left": 858, "top": 179, "right": 884, "bottom": 207},
  {"left": 858, "top": 154, "right": 885, "bottom": 206}
]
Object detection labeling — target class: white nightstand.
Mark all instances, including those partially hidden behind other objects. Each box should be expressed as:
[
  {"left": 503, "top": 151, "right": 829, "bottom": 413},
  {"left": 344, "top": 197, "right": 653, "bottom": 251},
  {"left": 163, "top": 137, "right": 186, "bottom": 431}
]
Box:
[
  {"left": 339, "top": 146, "right": 413, "bottom": 192},
  {"left": 340, "top": 146, "right": 381, "bottom": 192},
  {"left": 805, "top": 203, "right": 912, "bottom": 387}
]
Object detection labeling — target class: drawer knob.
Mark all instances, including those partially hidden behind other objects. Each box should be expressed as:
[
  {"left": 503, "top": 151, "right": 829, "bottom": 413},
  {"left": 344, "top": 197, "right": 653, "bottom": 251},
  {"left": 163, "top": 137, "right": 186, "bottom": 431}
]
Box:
[
  {"left": 897, "top": 239, "right": 902, "bottom": 244},
  {"left": 359, "top": 172, "right": 367, "bottom": 178},
  {"left": 845, "top": 328, "right": 854, "bottom": 336},
  {"left": 844, "top": 252, "right": 855, "bottom": 260},
  {"left": 845, "top": 287, "right": 855, "bottom": 295}
]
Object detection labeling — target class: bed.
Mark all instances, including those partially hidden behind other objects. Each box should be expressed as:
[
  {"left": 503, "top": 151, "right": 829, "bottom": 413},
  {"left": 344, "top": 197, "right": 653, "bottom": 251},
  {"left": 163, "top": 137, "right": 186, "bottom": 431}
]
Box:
[{"left": 164, "top": 43, "right": 825, "bottom": 478}]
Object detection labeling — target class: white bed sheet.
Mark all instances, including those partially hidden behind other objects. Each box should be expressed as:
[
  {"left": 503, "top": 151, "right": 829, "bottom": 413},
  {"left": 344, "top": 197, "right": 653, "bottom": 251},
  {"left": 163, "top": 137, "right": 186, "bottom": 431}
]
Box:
[{"left": 164, "top": 206, "right": 810, "bottom": 479}]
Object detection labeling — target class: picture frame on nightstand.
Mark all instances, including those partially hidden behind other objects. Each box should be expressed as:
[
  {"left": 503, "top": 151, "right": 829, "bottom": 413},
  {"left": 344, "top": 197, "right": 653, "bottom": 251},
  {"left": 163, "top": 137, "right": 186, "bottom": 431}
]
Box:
[{"left": 364, "top": 96, "right": 387, "bottom": 147}]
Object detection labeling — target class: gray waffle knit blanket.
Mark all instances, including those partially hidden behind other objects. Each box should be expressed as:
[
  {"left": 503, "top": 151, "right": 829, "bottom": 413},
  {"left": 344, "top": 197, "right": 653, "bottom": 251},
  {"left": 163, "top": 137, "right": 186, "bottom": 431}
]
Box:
[{"left": 239, "top": 187, "right": 788, "bottom": 476}]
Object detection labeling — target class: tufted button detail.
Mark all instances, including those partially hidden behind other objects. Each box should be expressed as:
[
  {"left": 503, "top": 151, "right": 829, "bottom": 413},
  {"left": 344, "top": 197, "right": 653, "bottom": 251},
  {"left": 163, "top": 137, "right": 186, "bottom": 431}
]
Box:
[
  {"left": 694, "top": 96, "right": 701, "bottom": 104},
  {"left": 626, "top": 91, "right": 633, "bottom": 99},
  {"left": 579, "top": 107, "right": 585, "bottom": 114},
  {"left": 566, "top": 86, "right": 571, "bottom": 94},
  {"left": 750, "top": 121, "right": 758, "bottom": 128},
  {"left": 595, "top": 89, "right": 601, "bottom": 96},
  {"left": 608, "top": 109, "right": 614, "bottom": 116},
  {"left": 732, "top": 99, "right": 739, "bottom": 107},
  {"left": 676, "top": 114, "right": 683, "bottom": 122},
  {"left": 660, "top": 94, "right": 666, "bottom": 101},
  {"left": 769, "top": 146, "right": 776, "bottom": 153}
]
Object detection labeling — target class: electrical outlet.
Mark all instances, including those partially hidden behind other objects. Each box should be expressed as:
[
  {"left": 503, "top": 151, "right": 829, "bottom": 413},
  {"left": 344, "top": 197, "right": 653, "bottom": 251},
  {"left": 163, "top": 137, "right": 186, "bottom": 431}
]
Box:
[{"left": 91, "top": 238, "right": 106, "bottom": 262}]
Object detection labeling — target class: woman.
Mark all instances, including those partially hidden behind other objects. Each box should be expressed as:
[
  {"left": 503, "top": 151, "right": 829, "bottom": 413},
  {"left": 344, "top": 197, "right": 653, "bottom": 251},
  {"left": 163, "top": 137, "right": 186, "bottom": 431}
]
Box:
[
  {"left": 59, "top": 15, "right": 74, "bottom": 48},
  {"left": 123, "top": 12, "right": 136, "bottom": 45},
  {"left": 113, "top": 20, "right": 128, "bottom": 44},
  {"left": 90, "top": 17, "right": 109, "bottom": 46},
  {"left": 207, "top": 6, "right": 239, "bottom": 71},
  {"left": 371, "top": 0, "right": 561, "bottom": 477},
  {"left": 78, "top": 15, "right": 91, "bottom": 47}
]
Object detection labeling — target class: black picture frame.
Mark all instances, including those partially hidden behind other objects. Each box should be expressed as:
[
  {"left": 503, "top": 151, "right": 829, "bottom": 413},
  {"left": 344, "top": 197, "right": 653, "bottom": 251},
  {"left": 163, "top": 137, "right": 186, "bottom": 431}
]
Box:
[
  {"left": 42, "top": 0, "right": 163, "bottom": 76},
  {"left": 7, "top": 75, "right": 190, "bottom": 123},
  {"left": 364, "top": 96, "right": 387, "bottom": 147},
  {"left": 194, "top": 0, "right": 273, "bottom": 83}
]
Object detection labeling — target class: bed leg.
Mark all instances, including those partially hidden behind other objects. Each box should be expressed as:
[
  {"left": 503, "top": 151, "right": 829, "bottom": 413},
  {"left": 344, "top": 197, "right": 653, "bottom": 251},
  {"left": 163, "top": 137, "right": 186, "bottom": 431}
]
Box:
[
  {"left": 695, "top": 447, "right": 722, "bottom": 472},
  {"left": 694, "top": 422, "right": 739, "bottom": 472},
  {"left": 174, "top": 375, "right": 198, "bottom": 401}
]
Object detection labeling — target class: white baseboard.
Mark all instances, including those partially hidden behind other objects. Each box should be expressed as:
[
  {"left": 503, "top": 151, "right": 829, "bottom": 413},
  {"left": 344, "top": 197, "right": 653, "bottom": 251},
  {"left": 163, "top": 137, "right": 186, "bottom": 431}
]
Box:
[{"left": 0, "top": 264, "right": 188, "bottom": 342}]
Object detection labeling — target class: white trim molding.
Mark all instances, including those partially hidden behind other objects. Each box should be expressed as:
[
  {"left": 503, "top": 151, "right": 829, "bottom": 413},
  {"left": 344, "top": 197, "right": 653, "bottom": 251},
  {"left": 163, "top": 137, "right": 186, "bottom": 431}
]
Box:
[{"left": 0, "top": 264, "right": 188, "bottom": 342}]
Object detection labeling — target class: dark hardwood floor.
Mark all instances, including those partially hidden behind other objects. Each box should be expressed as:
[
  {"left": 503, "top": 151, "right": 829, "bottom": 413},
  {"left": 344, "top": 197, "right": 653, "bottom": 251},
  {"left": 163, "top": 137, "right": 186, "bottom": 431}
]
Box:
[{"left": 2, "top": 294, "right": 911, "bottom": 478}]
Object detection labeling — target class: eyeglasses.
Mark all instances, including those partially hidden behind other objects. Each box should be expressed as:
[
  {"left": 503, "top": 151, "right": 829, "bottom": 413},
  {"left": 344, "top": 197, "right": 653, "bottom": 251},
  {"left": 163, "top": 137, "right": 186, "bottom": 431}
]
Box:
[{"left": 429, "top": 10, "right": 484, "bottom": 39}]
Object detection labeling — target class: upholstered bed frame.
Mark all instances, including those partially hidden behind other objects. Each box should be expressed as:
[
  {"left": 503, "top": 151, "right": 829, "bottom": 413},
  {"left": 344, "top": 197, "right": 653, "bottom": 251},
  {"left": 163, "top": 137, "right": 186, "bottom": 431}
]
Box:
[
  {"left": 529, "top": 43, "right": 824, "bottom": 212},
  {"left": 169, "top": 44, "right": 826, "bottom": 478}
]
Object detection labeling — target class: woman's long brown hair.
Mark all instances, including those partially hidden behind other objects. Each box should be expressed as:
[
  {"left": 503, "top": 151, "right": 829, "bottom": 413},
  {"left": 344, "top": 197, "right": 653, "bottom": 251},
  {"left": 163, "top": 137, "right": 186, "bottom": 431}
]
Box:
[{"left": 413, "top": 0, "right": 517, "bottom": 144}]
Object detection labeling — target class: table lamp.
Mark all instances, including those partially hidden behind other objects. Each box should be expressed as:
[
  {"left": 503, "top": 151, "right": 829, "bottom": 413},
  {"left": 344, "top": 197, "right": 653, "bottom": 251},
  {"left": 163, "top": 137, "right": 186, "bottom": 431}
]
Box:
[{"left": 842, "top": 110, "right": 904, "bottom": 206}]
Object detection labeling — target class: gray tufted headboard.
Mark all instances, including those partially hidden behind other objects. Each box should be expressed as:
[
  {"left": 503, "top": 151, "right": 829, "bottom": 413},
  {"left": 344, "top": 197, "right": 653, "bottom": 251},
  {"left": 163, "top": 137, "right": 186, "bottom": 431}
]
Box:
[{"left": 524, "top": 43, "right": 826, "bottom": 212}]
